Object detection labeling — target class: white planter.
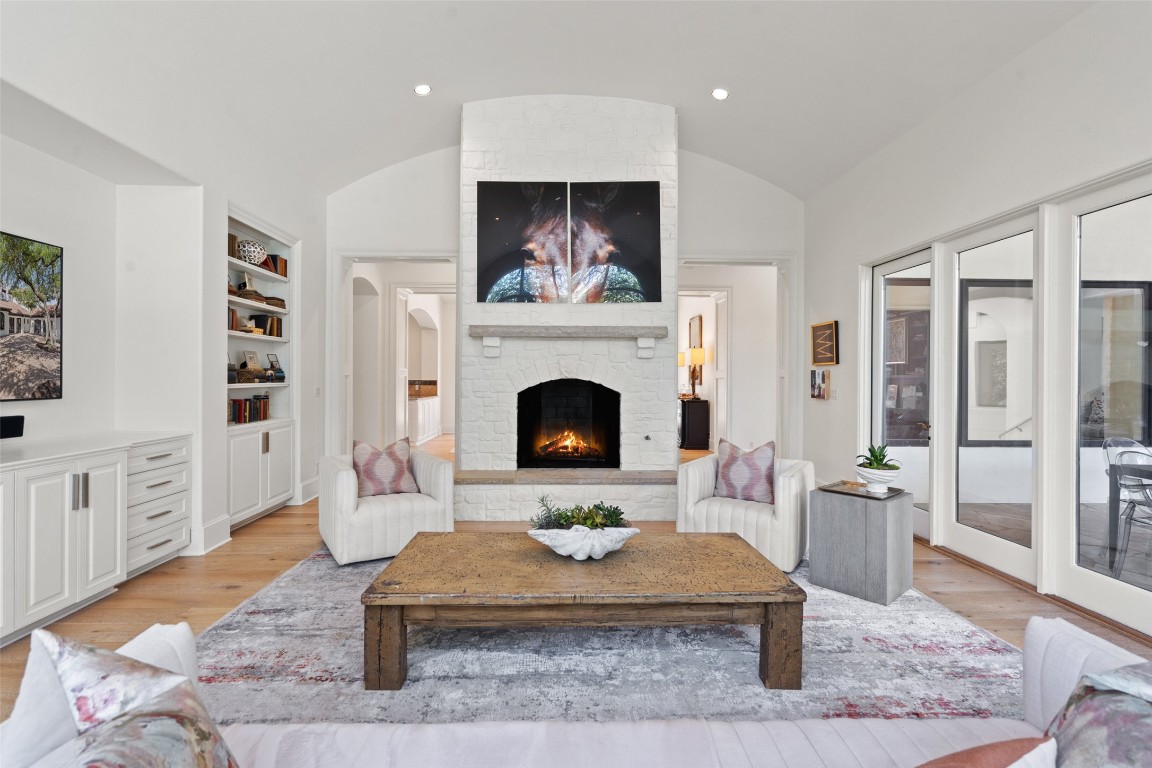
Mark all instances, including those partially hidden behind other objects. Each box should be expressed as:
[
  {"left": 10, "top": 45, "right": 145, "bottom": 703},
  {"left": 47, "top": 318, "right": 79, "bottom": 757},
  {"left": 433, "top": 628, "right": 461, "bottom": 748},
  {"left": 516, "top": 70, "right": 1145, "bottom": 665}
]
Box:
[
  {"left": 527, "top": 525, "right": 640, "bottom": 560},
  {"left": 856, "top": 466, "right": 901, "bottom": 494}
]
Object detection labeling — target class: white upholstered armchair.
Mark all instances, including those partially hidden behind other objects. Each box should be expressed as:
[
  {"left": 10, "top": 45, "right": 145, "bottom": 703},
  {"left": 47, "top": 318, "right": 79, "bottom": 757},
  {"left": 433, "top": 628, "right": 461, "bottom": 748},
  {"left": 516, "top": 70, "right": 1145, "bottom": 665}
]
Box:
[
  {"left": 677, "top": 455, "right": 815, "bottom": 572},
  {"left": 319, "top": 451, "right": 454, "bottom": 565}
]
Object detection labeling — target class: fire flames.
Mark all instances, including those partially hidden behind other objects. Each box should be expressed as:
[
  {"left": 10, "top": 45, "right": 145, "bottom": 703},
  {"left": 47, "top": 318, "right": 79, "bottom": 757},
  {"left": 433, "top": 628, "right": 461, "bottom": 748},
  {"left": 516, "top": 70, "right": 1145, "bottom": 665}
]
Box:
[{"left": 536, "top": 428, "right": 603, "bottom": 459}]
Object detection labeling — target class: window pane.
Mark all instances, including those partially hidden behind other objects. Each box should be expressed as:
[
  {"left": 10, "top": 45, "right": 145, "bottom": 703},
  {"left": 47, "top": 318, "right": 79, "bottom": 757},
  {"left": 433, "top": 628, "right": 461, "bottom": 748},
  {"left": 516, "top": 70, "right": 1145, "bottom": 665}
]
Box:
[{"left": 1077, "top": 194, "right": 1152, "bottom": 592}]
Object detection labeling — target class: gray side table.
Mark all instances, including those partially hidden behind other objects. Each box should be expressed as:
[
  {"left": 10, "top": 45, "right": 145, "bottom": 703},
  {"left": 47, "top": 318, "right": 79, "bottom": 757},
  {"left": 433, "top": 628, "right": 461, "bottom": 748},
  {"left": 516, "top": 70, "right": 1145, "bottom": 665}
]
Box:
[{"left": 809, "top": 487, "right": 913, "bottom": 605}]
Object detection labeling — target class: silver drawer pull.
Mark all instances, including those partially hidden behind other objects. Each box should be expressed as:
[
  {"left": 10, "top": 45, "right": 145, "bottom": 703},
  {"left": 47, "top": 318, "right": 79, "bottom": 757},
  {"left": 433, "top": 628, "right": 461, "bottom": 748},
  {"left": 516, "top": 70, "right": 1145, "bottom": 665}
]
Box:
[
  {"left": 146, "top": 538, "right": 174, "bottom": 551},
  {"left": 146, "top": 453, "right": 174, "bottom": 461},
  {"left": 146, "top": 510, "right": 173, "bottom": 521},
  {"left": 146, "top": 480, "right": 173, "bottom": 489}
]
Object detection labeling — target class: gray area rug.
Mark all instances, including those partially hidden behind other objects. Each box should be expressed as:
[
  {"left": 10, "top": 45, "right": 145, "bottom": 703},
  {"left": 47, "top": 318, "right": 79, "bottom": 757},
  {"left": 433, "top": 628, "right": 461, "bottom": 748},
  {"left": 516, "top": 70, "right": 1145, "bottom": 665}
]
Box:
[{"left": 197, "top": 547, "right": 1023, "bottom": 725}]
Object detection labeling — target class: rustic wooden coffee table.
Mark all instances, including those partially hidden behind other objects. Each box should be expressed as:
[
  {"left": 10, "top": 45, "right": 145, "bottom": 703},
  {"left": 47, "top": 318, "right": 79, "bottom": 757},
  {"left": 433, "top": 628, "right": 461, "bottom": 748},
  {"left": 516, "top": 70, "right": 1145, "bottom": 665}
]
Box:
[{"left": 361, "top": 531, "right": 806, "bottom": 690}]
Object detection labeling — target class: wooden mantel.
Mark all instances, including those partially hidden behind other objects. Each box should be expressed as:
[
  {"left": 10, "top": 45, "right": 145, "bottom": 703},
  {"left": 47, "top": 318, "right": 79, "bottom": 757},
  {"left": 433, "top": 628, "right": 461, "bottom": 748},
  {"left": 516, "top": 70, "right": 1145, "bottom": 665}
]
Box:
[{"left": 467, "top": 325, "right": 669, "bottom": 359}]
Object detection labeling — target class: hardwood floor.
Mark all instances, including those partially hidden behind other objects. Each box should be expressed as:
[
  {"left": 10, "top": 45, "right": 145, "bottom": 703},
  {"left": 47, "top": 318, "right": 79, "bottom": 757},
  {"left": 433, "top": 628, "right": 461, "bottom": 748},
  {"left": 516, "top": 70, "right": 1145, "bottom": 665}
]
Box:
[{"left": 3, "top": 496, "right": 1149, "bottom": 721}]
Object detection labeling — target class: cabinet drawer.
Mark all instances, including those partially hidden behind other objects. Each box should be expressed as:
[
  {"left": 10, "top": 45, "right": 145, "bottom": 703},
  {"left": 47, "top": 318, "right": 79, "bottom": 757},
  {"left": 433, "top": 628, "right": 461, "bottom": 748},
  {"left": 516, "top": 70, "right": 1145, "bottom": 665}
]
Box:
[
  {"left": 127, "top": 491, "right": 190, "bottom": 539},
  {"left": 127, "top": 518, "right": 190, "bottom": 574},
  {"left": 127, "top": 463, "right": 190, "bottom": 507},
  {"left": 128, "top": 439, "right": 191, "bottom": 475}
]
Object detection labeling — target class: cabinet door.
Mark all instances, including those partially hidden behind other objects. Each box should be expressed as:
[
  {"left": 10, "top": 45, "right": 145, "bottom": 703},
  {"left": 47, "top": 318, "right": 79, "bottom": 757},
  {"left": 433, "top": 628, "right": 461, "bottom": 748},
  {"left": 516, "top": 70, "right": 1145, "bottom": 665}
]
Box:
[
  {"left": 228, "top": 429, "right": 263, "bottom": 521},
  {"left": 75, "top": 452, "right": 127, "bottom": 600},
  {"left": 1, "top": 472, "right": 13, "bottom": 638},
  {"left": 14, "top": 462, "right": 75, "bottom": 627},
  {"left": 262, "top": 422, "right": 294, "bottom": 504}
]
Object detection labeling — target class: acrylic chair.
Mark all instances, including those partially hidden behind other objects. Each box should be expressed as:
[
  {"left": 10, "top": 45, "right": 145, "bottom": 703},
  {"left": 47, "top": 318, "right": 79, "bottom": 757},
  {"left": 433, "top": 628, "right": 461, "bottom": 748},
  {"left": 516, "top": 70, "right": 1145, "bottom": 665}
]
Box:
[{"left": 1112, "top": 449, "right": 1152, "bottom": 579}]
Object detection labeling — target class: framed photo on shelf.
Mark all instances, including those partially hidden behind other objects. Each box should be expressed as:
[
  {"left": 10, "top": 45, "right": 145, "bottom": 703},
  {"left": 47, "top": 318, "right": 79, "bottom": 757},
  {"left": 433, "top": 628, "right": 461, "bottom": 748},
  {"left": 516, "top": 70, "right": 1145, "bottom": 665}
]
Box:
[
  {"left": 885, "top": 383, "right": 899, "bottom": 408},
  {"left": 242, "top": 350, "right": 261, "bottom": 370},
  {"left": 810, "top": 320, "right": 839, "bottom": 365},
  {"left": 266, "top": 353, "right": 281, "bottom": 370}
]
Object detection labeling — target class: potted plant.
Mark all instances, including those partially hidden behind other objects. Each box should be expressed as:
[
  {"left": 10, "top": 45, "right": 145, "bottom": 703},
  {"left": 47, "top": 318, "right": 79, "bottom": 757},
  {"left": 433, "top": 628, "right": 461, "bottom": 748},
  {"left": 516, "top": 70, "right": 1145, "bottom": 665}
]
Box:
[
  {"left": 528, "top": 496, "right": 639, "bottom": 560},
  {"left": 856, "top": 443, "right": 902, "bottom": 494}
]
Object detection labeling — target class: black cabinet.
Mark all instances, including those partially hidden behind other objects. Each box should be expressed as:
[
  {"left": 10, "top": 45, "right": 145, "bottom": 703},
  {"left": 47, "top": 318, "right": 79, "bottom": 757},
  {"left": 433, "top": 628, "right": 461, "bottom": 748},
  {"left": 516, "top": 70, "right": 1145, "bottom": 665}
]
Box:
[{"left": 680, "top": 399, "right": 710, "bottom": 450}]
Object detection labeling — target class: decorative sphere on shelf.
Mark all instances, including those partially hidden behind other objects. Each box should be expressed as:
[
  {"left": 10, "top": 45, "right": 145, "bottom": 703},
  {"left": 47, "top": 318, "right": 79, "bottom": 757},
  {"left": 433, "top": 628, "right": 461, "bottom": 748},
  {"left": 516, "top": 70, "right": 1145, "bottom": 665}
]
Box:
[{"left": 236, "top": 240, "right": 268, "bottom": 265}]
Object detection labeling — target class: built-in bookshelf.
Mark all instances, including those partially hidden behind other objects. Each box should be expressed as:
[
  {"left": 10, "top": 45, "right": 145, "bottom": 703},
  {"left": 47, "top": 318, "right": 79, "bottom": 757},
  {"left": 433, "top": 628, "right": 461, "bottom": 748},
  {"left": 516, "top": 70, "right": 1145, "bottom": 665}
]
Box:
[
  {"left": 226, "top": 215, "right": 294, "bottom": 428},
  {"left": 225, "top": 206, "right": 299, "bottom": 527}
]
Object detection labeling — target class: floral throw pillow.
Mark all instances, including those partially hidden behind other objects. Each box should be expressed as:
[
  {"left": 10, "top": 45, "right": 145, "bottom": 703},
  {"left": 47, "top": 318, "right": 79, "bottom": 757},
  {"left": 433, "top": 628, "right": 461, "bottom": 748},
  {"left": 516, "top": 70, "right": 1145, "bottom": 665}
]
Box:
[
  {"left": 1047, "top": 660, "right": 1152, "bottom": 767},
  {"left": 353, "top": 438, "right": 419, "bottom": 497},
  {"left": 33, "top": 630, "right": 239, "bottom": 768},
  {"left": 714, "top": 438, "right": 775, "bottom": 504}
]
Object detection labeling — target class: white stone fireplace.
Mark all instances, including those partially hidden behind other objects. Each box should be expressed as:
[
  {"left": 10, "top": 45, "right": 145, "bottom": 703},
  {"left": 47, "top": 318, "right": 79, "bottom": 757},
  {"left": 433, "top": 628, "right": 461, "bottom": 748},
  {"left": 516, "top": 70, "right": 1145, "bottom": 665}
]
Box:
[{"left": 455, "top": 95, "right": 679, "bottom": 521}]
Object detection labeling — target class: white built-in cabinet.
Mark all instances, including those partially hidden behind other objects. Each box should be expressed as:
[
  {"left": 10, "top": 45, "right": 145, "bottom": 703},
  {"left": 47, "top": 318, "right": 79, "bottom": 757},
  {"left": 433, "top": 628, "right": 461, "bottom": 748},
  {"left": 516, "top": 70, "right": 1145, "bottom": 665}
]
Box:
[
  {"left": 228, "top": 419, "right": 294, "bottom": 528},
  {"left": 12, "top": 450, "right": 126, "bottom": 631},
  {"left": 407, "top": 396, "right": 441, "bottom": 446},
  {"left": 0, "top": 432, "right": 189, "bottom": 647},
  {"left": 226, "top": 207, "right": 298, "bottom": 529}
]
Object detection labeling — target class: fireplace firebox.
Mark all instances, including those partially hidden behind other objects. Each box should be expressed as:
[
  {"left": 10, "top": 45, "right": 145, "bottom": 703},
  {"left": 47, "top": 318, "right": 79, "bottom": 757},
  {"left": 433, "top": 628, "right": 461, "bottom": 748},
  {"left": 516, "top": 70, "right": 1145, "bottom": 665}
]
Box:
[{"left": 517, "top": 379, "right": 620, "bottom": 469}]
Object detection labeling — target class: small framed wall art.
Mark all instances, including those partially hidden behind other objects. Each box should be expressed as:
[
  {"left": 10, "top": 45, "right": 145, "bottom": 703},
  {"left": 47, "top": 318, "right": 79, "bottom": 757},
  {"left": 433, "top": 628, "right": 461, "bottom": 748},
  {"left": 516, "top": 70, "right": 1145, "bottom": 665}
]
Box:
[
  {"left": 810, "top": 369, "right": 830, "bottom": 400},
  {"left": 811, "top": 320, "right": 839, "bottom": 366}
]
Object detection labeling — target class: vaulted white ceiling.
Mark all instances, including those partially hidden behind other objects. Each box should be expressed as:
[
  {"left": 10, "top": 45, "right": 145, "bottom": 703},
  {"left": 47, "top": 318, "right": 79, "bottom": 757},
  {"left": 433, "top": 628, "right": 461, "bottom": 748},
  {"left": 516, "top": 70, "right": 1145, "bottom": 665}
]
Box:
[{"left": 1, "top": 1, "right": 1092, "bottom": 199}]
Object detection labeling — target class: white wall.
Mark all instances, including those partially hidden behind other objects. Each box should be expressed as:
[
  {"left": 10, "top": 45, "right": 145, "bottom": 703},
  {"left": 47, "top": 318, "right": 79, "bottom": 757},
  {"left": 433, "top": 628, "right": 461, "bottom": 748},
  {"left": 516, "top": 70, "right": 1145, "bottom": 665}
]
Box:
[
  {"left": 804, "top": 2, "right": 1152, "bottom": 482},
  {"left": 352, "top": 278, "right": 382, "bottom": 447},
  {"left": 328, "top": 148, "right": 461, "bottom": 254},
  {"left": 3, "top": 51, "right": 329, "bottom": 555},
  {"left": 0, "top": 137, "right": 118, "bottom": 441},
  {"left": 679, "top": 150, "right": 804, "bottom": 257}
]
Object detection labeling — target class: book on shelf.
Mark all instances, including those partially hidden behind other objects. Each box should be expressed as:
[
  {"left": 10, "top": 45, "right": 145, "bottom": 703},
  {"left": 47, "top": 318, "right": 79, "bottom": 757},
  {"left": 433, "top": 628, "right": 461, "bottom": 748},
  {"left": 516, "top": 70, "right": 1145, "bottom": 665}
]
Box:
[
  {"left": 228, "top": 394, "right": 271, "bottom": 425},
  {"left": 249, "top": 314, "right": 282, "bottom": 337},
  {"left": 228, "top": 233, "right": 238, "bottom": 259},
  {"left": 228, "top": 307, "right": 240, "bottom": 331}
]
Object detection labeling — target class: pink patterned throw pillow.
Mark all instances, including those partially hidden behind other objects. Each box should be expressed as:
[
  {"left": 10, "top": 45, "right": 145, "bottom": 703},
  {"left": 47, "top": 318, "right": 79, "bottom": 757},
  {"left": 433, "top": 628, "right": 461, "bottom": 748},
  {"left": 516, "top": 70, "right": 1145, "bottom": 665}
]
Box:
[
  {"left": 353, "top": 439, "right": 419, "bottom": 497},
  {"left": 714, "top": 438, "right": 775, "bottom": 504}
]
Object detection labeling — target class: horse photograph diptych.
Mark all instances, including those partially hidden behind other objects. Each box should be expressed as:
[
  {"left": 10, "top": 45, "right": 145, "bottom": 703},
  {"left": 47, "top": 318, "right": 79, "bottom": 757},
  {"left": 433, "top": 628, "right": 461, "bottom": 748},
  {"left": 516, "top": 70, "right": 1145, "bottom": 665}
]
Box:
[{"left": 476, "top": 181, "right": 661, "bottom": 303}]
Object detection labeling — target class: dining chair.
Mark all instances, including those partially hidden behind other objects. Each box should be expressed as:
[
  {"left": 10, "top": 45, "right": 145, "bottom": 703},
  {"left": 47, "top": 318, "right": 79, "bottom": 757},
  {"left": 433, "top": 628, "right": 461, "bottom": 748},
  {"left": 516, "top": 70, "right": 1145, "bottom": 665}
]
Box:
[{"left": 1111, "top": 448, "right": 1152, "bottom": 579}]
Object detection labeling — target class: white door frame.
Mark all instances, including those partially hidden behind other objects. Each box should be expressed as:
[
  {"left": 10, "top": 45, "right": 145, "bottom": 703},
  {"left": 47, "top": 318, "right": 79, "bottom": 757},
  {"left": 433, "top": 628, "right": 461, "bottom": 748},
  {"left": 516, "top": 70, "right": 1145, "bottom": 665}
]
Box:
[
  {"left": 325, "top": 250, "right": 457, "bottom": 456},
  {"left": 678, "top": 250, "right": 803, "bottom": 458}
]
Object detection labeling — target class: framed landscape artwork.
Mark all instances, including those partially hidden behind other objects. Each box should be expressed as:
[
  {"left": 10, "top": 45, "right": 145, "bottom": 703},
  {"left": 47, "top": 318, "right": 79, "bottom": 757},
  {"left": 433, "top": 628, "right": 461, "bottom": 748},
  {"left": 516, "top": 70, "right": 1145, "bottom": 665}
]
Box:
[
  {"left": 0, "top": 232, "right": 63, "bottom": 401},
  {"left": 476, "top": 180, "right": 661, "bottom": 304}
]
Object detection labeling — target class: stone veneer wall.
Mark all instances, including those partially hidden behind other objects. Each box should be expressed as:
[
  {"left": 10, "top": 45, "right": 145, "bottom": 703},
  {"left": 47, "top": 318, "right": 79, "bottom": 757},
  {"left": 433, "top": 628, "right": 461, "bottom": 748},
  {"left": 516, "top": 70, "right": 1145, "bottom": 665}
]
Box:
[{"left": 456, "top": 96, "right": 679, "bottom": 519}]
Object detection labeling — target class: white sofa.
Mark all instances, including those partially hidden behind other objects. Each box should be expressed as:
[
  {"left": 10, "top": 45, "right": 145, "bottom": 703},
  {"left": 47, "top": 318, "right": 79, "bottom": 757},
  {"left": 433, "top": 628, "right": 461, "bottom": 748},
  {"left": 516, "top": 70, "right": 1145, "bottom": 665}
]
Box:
[
  {"left": 319, "top": 451, "right": 454, "bottom": 565},
  {"left": 4, "top": 617, "right": 1145, "bottom": 768},
  {"left": 678, "top": 455, "right": 815, "bottom": 572}
]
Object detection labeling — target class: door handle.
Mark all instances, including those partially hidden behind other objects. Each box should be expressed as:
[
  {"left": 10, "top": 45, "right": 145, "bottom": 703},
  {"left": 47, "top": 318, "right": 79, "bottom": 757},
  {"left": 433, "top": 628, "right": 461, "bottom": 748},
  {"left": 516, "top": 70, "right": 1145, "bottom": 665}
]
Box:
[
  {"left": 82, "top": 472, "right": 90, "bottom": 509},
  {"left": 72, "top": 473, "right": 81, "bottom": 511},
  {"left": 263, "top": 431, "right": 270, "bottom": 454}
]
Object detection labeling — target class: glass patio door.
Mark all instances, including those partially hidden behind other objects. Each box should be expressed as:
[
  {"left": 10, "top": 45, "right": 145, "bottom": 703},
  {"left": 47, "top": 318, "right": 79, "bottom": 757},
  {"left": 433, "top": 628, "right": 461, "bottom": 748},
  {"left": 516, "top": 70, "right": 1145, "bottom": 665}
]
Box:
[
  {"left": 872, "top": 251, "right": 931, "bottom": 537},
  {"left": 934, "top": 216, "right": 1038, "bottom": 583}
]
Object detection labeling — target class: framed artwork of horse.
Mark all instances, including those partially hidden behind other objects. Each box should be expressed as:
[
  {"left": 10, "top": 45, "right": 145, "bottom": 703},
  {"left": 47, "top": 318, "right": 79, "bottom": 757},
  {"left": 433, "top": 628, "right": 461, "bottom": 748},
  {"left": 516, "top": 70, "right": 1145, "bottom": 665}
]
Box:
[{"left": 475, "top": 180, "right": 661, "bottom": 303}]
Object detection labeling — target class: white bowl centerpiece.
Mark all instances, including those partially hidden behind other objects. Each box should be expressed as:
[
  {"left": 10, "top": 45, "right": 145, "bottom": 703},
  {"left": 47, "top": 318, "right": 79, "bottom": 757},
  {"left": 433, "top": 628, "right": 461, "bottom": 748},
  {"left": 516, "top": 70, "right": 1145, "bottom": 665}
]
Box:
[
  {"left": 527, "top": 496, "right": 639, "bottom": 561},
  {"left": 856, "top": 443, "right": 901, "bottom": 494}
]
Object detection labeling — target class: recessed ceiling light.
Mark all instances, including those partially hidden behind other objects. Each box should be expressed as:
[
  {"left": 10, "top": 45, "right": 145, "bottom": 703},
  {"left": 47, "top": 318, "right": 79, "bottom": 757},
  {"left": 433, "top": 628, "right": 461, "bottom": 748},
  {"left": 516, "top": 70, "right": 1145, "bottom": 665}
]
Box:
[
  {"left": 711, "top": 88, "right": 729, "bottom": 101},
  {"left": 414, "top": 84, "right": 432, "bottom": 96}
]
